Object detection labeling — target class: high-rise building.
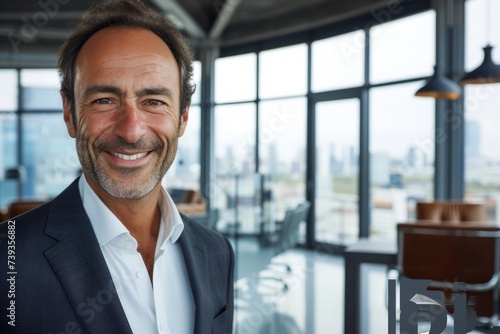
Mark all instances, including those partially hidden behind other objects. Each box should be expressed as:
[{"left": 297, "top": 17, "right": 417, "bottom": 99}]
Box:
[{"left": 465, "top": 119, "right": 481, "bottom": 160}]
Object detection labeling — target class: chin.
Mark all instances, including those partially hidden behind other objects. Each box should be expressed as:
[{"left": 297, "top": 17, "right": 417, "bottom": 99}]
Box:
[
  {"left": 96, "top": 172, "right": 160, "bottom": 199},
  {"left": 106, "top": 183, "right": 158, "bottom": 199}
]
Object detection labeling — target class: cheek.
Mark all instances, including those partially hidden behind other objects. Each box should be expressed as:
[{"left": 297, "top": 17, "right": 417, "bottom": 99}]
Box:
[
  {"left": 149, "top": 115, "right": 180, "bottom": 139},
  {"left": 77, "top": 112, "right": 113, "bottom": 137}
]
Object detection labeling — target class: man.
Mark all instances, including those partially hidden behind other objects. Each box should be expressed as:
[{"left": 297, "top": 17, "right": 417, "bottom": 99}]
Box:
[{"left": 0, "top": 1, "right": 234, "bottom": 333}]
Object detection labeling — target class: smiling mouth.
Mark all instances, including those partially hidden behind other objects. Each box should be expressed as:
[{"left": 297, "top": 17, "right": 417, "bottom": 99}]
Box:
[{"left": 109, "top": 151, "right": 149, "bottom": 161}]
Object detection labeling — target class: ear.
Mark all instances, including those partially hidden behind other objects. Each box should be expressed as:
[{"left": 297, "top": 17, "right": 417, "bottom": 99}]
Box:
[
  {"left": 62, "top": 93, "right": 76, "bottom": 138},
  {"left": 178, "top": 105, "right": 190, "bottom": 137}
]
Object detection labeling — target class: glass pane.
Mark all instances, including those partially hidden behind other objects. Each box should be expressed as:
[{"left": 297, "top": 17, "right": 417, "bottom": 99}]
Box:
[
  {"left": 259, "top": 98, "right": 307, "bottom": 240},
  {"left": 214, "top": 103, "right": 256, "bottom": 174},
  {"left": 370, "top": 11, "right": 435, "bottom": 84},
  {"left": 191, "top": 61, "right": 202, "bottom": 105},
  {"left": 0, "top": 113, "right": 18, "bottom": 209},
  {"left": 21, "top": 69, "right": 61, "bottom": 110},
  {"left": 21, "top": 113, "right": 80, "bottom": 199},
  {"left": 464, "top": 83, "right": 500, "bottom": 223},
  {"left": 213, "top": 103, "right": 257, "bottom": 233},
  {"left": 370, "top": 82, "right": 434, "bottom": 239},
  {"left": 0, "top": 70, "right": 18, "bottom": 112},
  {"left": 465, "top": 0, "right": 500, "bottom": 72},
  {"left": 163, "top": 106, "right": 200, "bottom": 190},
  {"left": 259, "top": 44, "right": 308, "bottom": 99},
  {"left": 315, "top": 99, "right": 360, "bottom": 244},
  {"left": 312, "top": 30, "right": 365, "bottom": 92},
  {"left": 215, "top": 53, "right": 256, "bottom": 103}
]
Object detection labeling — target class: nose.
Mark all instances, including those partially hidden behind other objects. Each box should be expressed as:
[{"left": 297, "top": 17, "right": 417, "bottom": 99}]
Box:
[{"left": 113, "top": 102, "right": 147, "bottom": 143}]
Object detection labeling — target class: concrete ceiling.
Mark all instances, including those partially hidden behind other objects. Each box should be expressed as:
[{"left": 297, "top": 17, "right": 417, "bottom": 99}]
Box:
[{"left": 0, "top": 0, "right": 390, "bottom": 67}]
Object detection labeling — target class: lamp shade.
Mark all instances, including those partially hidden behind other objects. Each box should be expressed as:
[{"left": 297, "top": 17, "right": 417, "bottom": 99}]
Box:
[
  {"left": 460, "top": 45, "right": 500, "bottom": 85},
  {"left": 415, "top": 67, "right": 461, "bottom": 100}
]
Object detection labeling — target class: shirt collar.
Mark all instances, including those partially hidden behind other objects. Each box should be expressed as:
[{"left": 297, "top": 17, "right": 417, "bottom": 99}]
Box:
[
  {"left": 78, "top": 175, "right": 184, "bottom": 249},
  {"left": 157, "top": 185, "right": 184, "bottom": 248}
]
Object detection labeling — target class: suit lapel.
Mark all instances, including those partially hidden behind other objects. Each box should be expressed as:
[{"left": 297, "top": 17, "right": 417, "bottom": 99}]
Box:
[
  {"left": 43, "top": 179, "right": 132, "bottom": 334},
  {"left": 178, "top": 219, "right": 213, "bottom": 334}
]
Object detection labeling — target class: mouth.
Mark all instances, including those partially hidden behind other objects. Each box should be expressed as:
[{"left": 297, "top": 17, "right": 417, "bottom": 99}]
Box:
[
  {"left": 92, "top": 137, "right": 162, "bottom": 169},
  {"left": 109, "top": 151, "right": 149, "bottom": 161},
  {"left": 102, "top": 150, "right": 154, "bottom": 168}
]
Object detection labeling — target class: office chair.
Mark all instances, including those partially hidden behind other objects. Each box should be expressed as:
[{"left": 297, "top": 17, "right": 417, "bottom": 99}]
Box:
[
  {"left": 258, "top": 202, "right": 311, "bottom": 291},
  {"left": 415, "top": 201, "right": 487, "bottom": 223},
  {"left": 397, "top": 223, "right": 500, "bottom": 327}
]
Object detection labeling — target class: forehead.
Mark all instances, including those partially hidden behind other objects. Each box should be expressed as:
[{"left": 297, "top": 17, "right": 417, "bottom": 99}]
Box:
[{"left": 74, "top": 27, "right": 179, "bottom": 85}]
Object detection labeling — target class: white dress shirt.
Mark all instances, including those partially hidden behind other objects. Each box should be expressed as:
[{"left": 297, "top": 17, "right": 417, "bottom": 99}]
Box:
[{"left": 79, "top": 176, "right": 195, "bottom": 334}]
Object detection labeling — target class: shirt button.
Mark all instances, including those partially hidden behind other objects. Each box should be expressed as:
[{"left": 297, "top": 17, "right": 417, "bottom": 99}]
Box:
[
  {"left": 160, "top": 324, "right": 166, "bottom": 331},
  {"left": 137, "top": 271, "right": 145, "bottom": 279},
  {"left": 126, "top": 242, "right": 134, "bottom": 249}
]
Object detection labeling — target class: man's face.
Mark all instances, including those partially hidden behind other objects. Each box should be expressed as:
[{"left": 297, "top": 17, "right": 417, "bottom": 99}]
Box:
[{"left": 63, "top": 27, "right": 189, "bottom": 199}]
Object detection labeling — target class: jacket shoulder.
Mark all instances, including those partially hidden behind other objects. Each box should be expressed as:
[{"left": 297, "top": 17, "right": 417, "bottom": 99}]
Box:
[
  {"left": 0, "top": 202, "right": 51, "bottom": 234},
  {"left": 181, "top": 214, "right": 233, "bottom": 249},
  {"left": 0, "top": 177, "right": 81, "bottom": 236}
]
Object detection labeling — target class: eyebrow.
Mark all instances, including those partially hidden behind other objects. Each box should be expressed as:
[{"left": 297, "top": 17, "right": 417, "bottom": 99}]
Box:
[
  {"left": 82, "top": 85, "right": 175, "bottom": 100},
  {"left": 137, "top": 87, "right": 174, "bottom": 100},
  {"left": 82, "top": 85, "right": 122, "bottom": 100}
]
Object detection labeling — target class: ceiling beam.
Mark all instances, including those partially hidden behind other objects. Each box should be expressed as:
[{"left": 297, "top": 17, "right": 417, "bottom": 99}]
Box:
[
  {"left": 0, "top": 26, "right": 70, "bottom": 41},
  {"left": 149, "top": 0, "right": 206, "bottom": 39},
  {"left": 209, "top": 0, "right": 243, "bottom": 39},
  {"left": 0, "top": 51, "right": 58, "bottom": 67},
  {"left": 219, "top": 0, "right": 389, "bottom": 46},
  {"left": 0, "top": 11, "right": 83, "bottom": 21}
]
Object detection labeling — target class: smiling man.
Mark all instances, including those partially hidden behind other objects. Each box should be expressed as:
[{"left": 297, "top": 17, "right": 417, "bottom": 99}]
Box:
[{"left": 0, "top": 1, "right": 234, "bottom": 333}]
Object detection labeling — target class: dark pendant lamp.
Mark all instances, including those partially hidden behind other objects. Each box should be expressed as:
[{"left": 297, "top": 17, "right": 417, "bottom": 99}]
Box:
[
  {"left": 460, "top": 45, "right": 500, "bottom": 85},
  {"left": 461, "top": 0, "right": 500, "bottom": 85},
  {"left": 415, "top": 66, "right": 462, "bottom": 100}
]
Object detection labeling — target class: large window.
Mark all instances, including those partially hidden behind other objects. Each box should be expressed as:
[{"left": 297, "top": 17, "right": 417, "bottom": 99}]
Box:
[
  {"left": 0, "top": 70, "right": 18, "bottom": 208},
  {"left": 213, "top": 103, "right": 257, "bottom": 233},
  {"left": 0, "top": 70, "right": 18, "bottom": 112},
  {"left": 21, "top": 113, "right": 78, "bottom": 199},
  {"left": 21, "top": 69, "right": 61, "bottom": 110},
  {"left": 215, "top": 54, "right": 256, "bottom": 103},
  {"left": 259, "top": 98, "right": 307, "bottom": 219},
  {"left": 259, "top": 44, "right": 308, "bottom": 99},
  {"left": 213, "top": 54, "right": 258, "bottom": 229},
  {"left": 20, "top": 69, "right": 79, "bottom": 200},
  {"left": 370, "top": 82, "right": 435, "bottom": 238},
  {"left": 214, "top": 103, "right": 256, "bottom": 176},
  {"left": 163, "top": 61, "right": 202, "bottom": 191},
  {"left": 163, "top": 106, "right": 201, "bottom": 190},
  {"left": 0, "top": 114, "right": 17, "bottom": 208},
  {"left": 367, "top": 10, "right": 436, "bottom": 240},
  {"left": 212, "top": 9, "right": 437, "bottom": 244},
  {"left": 315, "top": 99, "right": 360, "bottom": 243},
  {"left": 370, "top": 11, "right": 435, "bottom": 84},
  {"left": 464, "top": 0, "right": 500, "bottom": 73},
  {"left": 214, "top": 46, "right": 309, "bottom": 235},
  {"left": 258, "top": 45, "right": 308, "bottom": 227},
  {"left": 312, "top": 30, "right": 365, "bottom": 92},
  {"left": 464, "top": 0, "right": 500, "bottom": 223}
]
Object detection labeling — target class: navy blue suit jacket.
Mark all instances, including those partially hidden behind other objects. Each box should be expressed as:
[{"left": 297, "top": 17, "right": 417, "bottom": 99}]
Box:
[{"left": 0, "top": 178, "right": 234, "bottom": 333}]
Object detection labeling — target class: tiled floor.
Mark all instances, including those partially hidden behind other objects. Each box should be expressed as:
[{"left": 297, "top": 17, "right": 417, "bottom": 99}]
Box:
[{"left": 230, "top": 237, "right": 500, "bottom": 334}]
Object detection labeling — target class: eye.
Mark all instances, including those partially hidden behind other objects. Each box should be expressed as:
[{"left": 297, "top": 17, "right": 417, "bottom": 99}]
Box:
[
  {"left": 89, "top": 97, "right": 116, "bottom": 111},
  {"left": 146, "top": 100, "right": 165, "bottom": 107},
  {"left": 94, "top": 98, "right": 113, "bottom": 105}
]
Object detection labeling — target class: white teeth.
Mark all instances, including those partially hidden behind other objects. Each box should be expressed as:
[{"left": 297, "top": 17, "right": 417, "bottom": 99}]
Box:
[{"left": 111, "top": 152, "right": 148, "bottom": 161}]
